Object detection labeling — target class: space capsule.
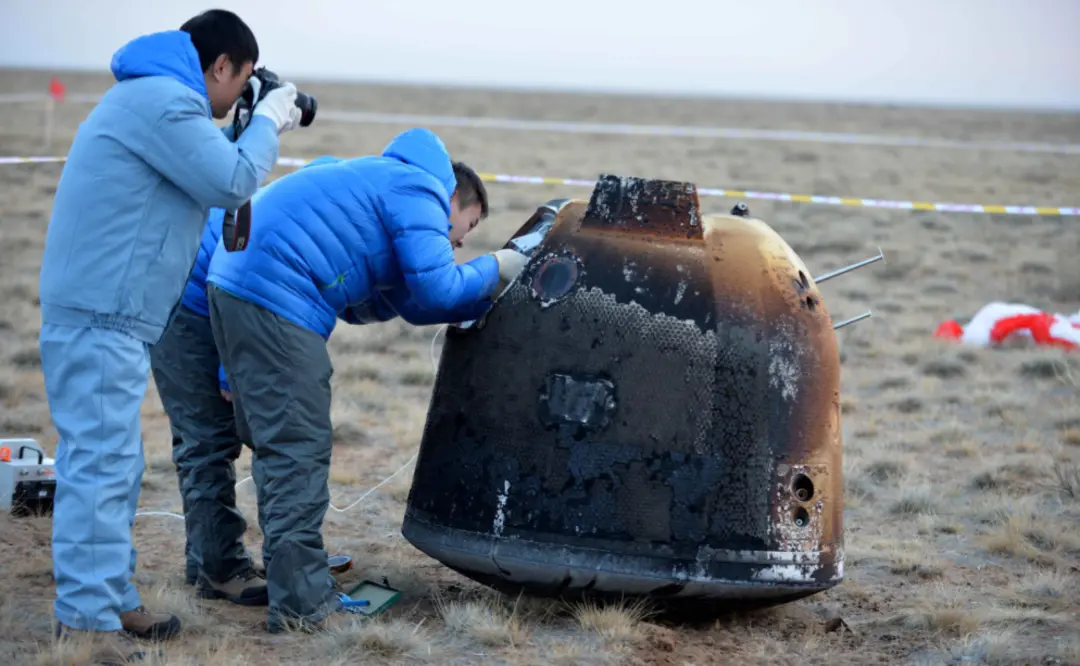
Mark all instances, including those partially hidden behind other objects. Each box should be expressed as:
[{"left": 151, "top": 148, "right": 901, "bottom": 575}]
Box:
[{"left": 402, "top": 174, "right": 873, "bottom": 610}]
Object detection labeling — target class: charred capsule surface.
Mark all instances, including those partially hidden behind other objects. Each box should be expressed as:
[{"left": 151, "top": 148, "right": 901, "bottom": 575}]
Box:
[{"left": 403, "top": 175, "right": 844, "bottom": 609}]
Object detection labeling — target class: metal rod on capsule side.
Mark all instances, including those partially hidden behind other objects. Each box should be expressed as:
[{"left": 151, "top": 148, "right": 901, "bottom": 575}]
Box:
[
  {"left": 833, "top": 311, "right": 873, "bottom": 330},
  {"left": 813, "top": 247, "right": 886, "bottom": 284}
]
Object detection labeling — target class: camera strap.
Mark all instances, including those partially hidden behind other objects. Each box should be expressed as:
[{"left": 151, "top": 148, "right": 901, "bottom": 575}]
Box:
[
  {"left": 234, "top": 201, "right": 252, "bottom": 251},
  {"left": 221, "top": 200, "right": 252, "bottom": 252}
]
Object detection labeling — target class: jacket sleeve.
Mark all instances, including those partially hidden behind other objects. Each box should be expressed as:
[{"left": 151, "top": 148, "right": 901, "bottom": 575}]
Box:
[
  {"left": 132, "top": 95, "right": 280, "bottom": 211},
  {"left": 339, "top": 298, "right": 398, "bottom": 325},
  {"left": 218, "top": 365, "right": 231, "bottom": 393},
  {"left": 383, "top": 174, "right": 501, "bottom": 315},
  {"left": 376, "top": 286, "right": 492, "bottom": 326}
]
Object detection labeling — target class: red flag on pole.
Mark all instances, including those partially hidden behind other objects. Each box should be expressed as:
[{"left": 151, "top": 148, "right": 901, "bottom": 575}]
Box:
[{"left": 48, "top": 77, "right": 66, "bottom": 102}]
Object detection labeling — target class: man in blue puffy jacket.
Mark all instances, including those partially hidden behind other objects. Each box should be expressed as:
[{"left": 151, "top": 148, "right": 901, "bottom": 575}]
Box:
[
  {"left": 205, "top": 128, "right": 529, "bottom": 633},
  {"left": 37, "top": 10, "right": 305, "bottom": 658},
  {"left": 149, "top": 156, "right": 339, "bottom": 607}
]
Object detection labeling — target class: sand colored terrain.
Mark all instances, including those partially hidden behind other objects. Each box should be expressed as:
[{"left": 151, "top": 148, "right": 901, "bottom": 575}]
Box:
[{"left": 1, "top": 69, "right": 1080, "bottom": 665}]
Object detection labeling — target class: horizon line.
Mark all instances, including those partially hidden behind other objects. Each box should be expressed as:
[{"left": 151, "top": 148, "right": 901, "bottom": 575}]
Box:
[{"left": 2, "top": 64, "right": 1078, "bottom": 115}]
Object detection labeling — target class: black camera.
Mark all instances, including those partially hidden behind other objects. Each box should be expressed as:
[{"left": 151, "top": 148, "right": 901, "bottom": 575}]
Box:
[{"left": 233, "top": 66, "right": 317, "bottom": 135}]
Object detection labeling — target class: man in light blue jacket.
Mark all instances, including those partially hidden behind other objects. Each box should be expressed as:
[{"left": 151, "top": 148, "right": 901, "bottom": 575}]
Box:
[{"left": 37, "top": 9, "right": 305, "bottom": 660}]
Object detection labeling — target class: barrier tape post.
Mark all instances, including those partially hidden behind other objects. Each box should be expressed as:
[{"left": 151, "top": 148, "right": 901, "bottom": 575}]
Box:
[
  {"left": 42, "top": 96, "right": 54, "bottom": 152},
  {"left": 39, "top": 78, "right": 66, "bottom": 152},
  {"left": 2, "top": 155, "right": 1078, "bottom": 217}
]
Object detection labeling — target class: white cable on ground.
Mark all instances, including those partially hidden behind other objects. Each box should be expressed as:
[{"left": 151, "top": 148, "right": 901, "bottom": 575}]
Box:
[{"left": 134, "top": 324, "right": 450, "bottom": 521}]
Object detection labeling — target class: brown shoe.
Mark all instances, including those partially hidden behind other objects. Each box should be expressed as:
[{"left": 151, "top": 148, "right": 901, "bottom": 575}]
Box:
[
  {"left": 55, "top": 623, "right": 148, "bottom": 664},
  {"left": 196, "top": 568, "right": 268, "bottom": 606},
  {"left": 119, "top": 605, "right": 182, "bottom": 641}
]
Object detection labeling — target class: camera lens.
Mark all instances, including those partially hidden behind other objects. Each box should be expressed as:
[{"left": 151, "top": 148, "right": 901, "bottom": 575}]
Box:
[{"left": 296, "top": 93, "right": 317, "bottom": 127}]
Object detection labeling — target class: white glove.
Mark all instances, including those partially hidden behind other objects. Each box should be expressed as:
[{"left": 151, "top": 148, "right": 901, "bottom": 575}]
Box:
[
  {"left": 491, "top": 248, "right": 529, "bottom": 297},
  {"left": 252, "top": 81, "right": 300, "bottom": 134},
  {"left": 239, "top": 75, "right": 262, "bottom": 129},
  {"left": 281, "top": 106, "right": 302, "bottom": 133},
  {"left": 234, "top": 106, "right": 252, "bottom": 132}
]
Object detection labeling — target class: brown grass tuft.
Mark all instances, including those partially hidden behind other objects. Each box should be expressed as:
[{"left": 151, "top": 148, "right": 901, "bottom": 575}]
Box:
[
  {"left": 1051, "top": 459, "right": 1080, "bottom": 499},
  {"left": 316, "top": 616, "right": 434, "bottom": 663},
  {"left": 879, "top": 592, "right": 981, "bottom": 638},
  {"left": 436, "top": 593, "right": 530, "bottom": 648},
  {"left": 888, "top": 484, "right": 940, "bottom": 516},
  {"left": 568, "top": 597, "right": 654, "bottom": 645},
  {"left": 982, "top": 510, "right": 1080, "bottom": 565}
]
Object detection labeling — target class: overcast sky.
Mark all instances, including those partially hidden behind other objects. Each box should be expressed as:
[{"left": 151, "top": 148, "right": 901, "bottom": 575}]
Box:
[{"left": 1, "top": 0, "right": 1077, "bottom": 110}]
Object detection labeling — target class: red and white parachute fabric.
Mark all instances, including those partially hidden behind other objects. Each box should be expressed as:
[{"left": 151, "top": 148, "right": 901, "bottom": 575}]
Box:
[{"left": 935, "top": 302, "right": 1080, "bottom": 351}]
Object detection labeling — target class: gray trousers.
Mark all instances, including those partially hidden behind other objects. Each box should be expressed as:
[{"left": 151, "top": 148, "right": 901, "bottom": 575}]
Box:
[
  {"left": 148, "top": 304, "right": 254, "bottom": 584},
  {"left": 206, "top": 285, "right": 341, "bottom": 630}
]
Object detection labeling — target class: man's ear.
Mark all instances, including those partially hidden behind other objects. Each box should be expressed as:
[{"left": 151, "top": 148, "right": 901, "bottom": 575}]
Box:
[{"left": 210, "top": 53, "right": 230, "bottom": 82}]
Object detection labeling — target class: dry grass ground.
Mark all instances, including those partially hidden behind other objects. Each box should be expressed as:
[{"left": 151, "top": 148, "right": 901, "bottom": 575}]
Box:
[{"left": 2, "top": 68, "right": 1080, "bottom": 666}]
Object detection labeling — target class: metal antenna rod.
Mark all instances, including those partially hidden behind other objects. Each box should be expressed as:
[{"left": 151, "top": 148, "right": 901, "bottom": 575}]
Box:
[
  {"left": 813, "top": 247, "right": 886, "bottom": 284},
  {"left": 833, "top": 311, "right": 873, "bottom": 330}
]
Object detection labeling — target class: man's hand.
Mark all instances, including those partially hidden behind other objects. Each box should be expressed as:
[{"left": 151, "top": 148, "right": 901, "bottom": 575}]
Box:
[
  {"left": 491, "top": 248, "right": 529, "bottom": 297},
  {"left": 252, "top": 82, "right": 302, "bottom": 135},
  {"left": 233, "top": 75, "right": 263, "bottom": 134}
]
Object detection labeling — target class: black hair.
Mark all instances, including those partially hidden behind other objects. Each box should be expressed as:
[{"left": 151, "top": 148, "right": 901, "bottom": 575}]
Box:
[
  {"left": 452, "top": 161, "right": 489, "bottom": 218},
  {"left": 180, "top": 10, "right": 259, "bottom": 73}
]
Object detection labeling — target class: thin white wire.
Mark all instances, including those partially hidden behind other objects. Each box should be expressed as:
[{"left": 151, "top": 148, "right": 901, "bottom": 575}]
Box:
[{"left": 134, "top": 324, "right": 450, "bottom": 521}]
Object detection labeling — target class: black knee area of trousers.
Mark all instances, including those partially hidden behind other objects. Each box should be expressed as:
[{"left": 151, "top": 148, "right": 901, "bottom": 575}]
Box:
[{"left": 150, "top": 304, "right": 253, "bottom": 583}]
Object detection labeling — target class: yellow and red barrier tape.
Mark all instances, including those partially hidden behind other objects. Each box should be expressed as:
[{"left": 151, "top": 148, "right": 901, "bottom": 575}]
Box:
[{"left": 3, "top": 155, "right": 1077, "bottom": 217}]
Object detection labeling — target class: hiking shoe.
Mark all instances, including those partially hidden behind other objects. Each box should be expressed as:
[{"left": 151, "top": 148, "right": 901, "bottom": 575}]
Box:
[
  {"left": 266, "top": 608, "right": 360, "bottom": 635},
  {"left": 197, "top": 568, "right": 268, "bottom": 606},
  {"left": 55, "top": 623, "right": 149, "bottom": 664},
  {"left": 119, "top": 605, "right": 182, "bottom": 642},
  {"left": 266, "top": 588, "right": 368, "bottom": 635}
]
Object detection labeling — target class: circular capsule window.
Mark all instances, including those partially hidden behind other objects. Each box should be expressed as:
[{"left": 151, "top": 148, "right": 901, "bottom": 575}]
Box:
[{"left": 531, "top": 255, "right": 581, "bottom": 304}]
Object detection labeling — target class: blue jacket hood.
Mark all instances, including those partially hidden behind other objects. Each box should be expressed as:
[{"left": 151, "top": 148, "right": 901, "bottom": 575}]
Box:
[
  {"left": 381, "top": 128, "right": 456, "bottom": 200},
  {"left": 110, "top": 30, "right": 207, "bottom": 98}
]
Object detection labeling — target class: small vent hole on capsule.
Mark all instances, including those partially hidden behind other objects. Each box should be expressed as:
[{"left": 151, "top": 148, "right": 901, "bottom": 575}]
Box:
[
  {"left": 792, "top": 473, "right": 815, "bottom": 502},
  {"left": 793, "top": 507, "right": 811, "bottom": 528}
]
